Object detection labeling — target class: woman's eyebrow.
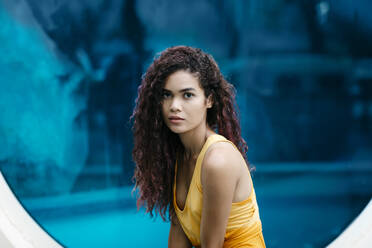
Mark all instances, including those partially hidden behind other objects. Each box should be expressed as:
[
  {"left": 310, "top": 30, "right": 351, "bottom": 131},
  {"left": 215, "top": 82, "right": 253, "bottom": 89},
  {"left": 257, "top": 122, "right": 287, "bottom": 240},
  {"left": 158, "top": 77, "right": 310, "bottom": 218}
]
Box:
[
  {"left": 162, "top": 87, "right": 196, "bottom": 93},
  {"left": 179, "top": 88, "right": 196, "bottom": 92}
]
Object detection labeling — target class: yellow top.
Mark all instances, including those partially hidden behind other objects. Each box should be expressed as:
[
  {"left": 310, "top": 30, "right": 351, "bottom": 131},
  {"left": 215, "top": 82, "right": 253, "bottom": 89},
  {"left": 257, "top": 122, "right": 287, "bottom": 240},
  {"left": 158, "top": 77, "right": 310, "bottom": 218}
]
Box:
[{"left": 173, "top": 134, "right": 266, "bottom": 248}]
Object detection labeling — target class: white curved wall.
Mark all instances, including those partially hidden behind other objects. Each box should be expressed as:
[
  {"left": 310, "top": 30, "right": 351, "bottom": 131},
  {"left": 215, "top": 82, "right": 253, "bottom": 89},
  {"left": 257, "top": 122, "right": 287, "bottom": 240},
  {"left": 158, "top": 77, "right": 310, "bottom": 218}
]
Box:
[
  {"left": 327, "top": 198, "right": 372, "bottom": 248},
  {"left": 0, "top": 172, "right": 63, "bottom": 248}
]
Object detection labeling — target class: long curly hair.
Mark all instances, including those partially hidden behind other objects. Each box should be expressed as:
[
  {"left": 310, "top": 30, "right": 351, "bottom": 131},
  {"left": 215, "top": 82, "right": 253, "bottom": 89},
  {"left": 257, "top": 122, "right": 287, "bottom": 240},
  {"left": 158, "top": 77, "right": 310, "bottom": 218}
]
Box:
[{"left": 130, "top": 46, "right": 249, "bottom": 221}]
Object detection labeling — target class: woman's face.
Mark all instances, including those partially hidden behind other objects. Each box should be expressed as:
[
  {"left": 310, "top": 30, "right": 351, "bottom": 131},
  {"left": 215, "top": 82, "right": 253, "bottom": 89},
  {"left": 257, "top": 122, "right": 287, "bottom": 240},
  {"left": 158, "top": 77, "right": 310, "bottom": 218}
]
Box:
[{"left": 161, "top": 70, "right": 212, "bottom": 134}]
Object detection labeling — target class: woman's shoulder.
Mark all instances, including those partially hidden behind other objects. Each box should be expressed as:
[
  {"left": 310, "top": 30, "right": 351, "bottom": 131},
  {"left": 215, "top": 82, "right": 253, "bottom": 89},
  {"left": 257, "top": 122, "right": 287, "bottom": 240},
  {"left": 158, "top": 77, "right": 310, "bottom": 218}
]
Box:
[{"left": 201, "top": 140, "right": 243, "bottom": 179}]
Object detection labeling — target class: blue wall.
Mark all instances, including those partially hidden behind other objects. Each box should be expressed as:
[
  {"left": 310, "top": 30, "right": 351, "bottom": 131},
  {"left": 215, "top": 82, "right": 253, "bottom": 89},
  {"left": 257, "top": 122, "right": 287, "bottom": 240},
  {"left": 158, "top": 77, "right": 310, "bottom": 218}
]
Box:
[{"left": 0, "top": 1, "right": 371, "bottom": 247}]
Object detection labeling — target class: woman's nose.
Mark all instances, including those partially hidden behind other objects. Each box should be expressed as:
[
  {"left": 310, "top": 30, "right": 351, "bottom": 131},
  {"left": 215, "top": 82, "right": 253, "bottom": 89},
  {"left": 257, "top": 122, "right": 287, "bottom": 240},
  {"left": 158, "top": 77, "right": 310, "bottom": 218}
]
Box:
[{"left": 170, "top": 98, "right": 181, "bottom": 112}]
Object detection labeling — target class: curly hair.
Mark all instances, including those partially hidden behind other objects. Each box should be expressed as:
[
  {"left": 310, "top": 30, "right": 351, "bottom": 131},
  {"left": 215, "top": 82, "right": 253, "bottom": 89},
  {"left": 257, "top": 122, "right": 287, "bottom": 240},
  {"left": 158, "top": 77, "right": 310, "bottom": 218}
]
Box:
[{"left": 130, "top": 46, "right": 249, "bottom": 221}]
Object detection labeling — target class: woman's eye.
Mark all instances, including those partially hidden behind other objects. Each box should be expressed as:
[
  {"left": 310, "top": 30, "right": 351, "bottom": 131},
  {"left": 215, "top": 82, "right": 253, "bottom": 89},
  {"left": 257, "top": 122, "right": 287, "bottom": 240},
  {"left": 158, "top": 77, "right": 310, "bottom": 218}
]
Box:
[
  {"left": 162, "top": 92, "right": 171, "bottom": 99},
  {"left": 184, "top": 92, "right": 193, "bottom": 99}
]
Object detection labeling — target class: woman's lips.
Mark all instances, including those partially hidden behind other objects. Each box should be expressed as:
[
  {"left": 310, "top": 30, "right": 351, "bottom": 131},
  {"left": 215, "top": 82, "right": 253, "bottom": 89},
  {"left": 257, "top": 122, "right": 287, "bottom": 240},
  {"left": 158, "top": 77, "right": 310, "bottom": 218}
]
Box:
[{"left": 169, "top": 117, "right": 184, "bottom": 124}]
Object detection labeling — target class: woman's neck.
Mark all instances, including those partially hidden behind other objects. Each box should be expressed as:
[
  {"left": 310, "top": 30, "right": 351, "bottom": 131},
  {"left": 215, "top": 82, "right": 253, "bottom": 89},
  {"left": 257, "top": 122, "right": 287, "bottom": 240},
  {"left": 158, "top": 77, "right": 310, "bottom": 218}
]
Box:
[{"left": 179, "top": 125, "right": 215, "bottom": 161}]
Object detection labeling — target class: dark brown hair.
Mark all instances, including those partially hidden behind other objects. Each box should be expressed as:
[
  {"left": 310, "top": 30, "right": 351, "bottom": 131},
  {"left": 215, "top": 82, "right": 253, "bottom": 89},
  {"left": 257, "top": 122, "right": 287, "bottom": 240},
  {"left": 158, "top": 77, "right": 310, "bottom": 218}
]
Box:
[{"left": 130, "top": 46, "right": 248, "bottom": 221}]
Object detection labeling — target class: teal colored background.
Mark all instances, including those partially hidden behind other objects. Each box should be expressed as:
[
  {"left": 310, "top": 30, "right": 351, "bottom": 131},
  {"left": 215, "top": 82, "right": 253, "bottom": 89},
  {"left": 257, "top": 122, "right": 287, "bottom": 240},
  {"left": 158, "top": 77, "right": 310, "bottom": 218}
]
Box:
[{"left": 1, "top": 0, "right": 372, "bottom": 247}]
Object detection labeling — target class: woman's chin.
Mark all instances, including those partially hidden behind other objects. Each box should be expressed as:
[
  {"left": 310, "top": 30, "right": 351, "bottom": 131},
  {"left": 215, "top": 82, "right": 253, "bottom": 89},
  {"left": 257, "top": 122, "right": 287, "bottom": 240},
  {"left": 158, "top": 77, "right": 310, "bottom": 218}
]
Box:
[
  {"left": 167, "top": 125, "right": 188, "bottom": 134},
  {"left": 169, "top": 128, "right": 185, "bottom": 134}
]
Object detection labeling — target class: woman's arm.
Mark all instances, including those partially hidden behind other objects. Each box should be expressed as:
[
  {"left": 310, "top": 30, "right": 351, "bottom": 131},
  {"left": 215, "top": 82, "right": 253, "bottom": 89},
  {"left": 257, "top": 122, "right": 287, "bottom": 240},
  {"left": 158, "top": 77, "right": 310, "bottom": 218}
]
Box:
[
  {"left": 200, "top": 143, "right": 241, "bottom": 248},
  {"left": 168, "top": 214, "right": 193, "bottom": 248}
]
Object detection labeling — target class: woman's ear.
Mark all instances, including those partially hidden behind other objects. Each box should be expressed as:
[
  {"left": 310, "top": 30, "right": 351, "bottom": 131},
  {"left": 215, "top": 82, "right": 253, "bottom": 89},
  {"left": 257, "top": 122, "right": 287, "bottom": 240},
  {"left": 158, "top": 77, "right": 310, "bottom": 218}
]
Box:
[{"left": 206, "top": 94, "right": 213, "bottom": 109}]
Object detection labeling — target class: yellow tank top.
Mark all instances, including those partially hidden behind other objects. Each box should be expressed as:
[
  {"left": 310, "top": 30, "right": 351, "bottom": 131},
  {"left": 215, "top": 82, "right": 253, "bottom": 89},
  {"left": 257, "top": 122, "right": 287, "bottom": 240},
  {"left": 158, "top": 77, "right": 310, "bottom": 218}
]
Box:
[{"left": 173, "top": 134, "right": 266, "bottom": 248}]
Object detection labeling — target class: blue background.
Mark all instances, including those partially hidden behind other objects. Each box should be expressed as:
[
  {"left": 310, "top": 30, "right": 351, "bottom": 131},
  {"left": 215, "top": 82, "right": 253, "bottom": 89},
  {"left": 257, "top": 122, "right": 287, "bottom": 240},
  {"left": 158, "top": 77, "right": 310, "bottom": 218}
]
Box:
[{"left": 1, "top": 0, "right": 372, "bottom": 247}]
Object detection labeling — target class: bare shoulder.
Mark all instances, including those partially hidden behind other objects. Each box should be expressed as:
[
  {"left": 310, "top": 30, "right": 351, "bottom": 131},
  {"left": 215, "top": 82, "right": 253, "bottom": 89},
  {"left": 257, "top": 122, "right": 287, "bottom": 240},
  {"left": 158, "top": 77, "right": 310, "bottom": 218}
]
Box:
[
  {"left": 204, "top": 141, "right": 243, "bottom": 169},
  {"left": 201, "top": 141, "right": 243, "bottom": 183}
]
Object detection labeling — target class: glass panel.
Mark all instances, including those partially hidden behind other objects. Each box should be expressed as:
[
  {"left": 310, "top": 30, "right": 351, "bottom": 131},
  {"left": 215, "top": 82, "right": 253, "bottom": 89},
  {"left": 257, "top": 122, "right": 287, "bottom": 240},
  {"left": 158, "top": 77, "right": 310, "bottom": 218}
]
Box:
[{"left": 0, "top": 1, "right": 371, "bottom": 247}]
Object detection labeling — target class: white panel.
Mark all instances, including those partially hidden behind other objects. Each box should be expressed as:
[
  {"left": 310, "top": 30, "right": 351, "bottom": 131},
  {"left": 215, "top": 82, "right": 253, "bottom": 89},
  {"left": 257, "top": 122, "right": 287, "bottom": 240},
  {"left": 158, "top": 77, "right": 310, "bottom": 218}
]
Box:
[
  {"left": 327, "top": 198, "right": 372, "bottom": 248},
  {"left": 0, "top": 172, "right": 63, "bottom": 248}
]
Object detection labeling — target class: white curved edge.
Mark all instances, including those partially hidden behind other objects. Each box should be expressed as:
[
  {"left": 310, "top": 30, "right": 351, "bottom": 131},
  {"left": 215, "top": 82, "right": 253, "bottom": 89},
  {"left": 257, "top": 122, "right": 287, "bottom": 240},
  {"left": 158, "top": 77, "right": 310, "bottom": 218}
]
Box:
[
  {"left": 0, "top": 172, "right": 63, "bottom": 248},
  {"left": 327, "top": 198, "right": 372, "bottom": 248}
]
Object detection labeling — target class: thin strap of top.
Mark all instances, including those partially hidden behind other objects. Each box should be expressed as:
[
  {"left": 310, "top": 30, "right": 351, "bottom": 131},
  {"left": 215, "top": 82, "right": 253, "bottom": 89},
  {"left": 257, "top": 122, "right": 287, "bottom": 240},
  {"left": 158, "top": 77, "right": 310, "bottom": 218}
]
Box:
[
  {"left": 174, "top": 134, "right": 253, "bottom": 208},
  {"left": 174, "top": 134, "right": 226, "bottom": 190}
]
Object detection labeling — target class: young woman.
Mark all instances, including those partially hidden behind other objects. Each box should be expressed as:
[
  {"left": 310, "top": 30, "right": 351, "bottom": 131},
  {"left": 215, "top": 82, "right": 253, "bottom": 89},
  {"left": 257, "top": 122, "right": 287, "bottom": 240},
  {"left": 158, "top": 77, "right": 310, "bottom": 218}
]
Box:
[{"left": 131, "top": 46, "right": 266, "bottom": 247}]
